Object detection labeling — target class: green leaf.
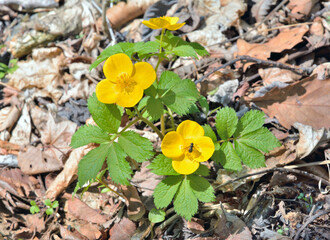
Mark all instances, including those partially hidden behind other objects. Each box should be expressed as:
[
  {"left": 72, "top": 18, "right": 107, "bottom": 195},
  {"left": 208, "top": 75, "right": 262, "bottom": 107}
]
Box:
[
  {"left": 198, "top": 96, "right": 209, "bottom": 113},
  {"left": 234, "top": 140, "right": 266, "bottom": 168},
  {"left": 52, "top": 201, "right": 59, "bottom": 209},
  {"left": 44, "top": 199, "right": 52, "bottom": 207},
  {"left": 188, "top": 175, "right": 215, "bottom": 202},
  {"left": 90, "top": 44, "right": 123, "bottom": 70},
  {"left": 215, "top": 107, "right": 238, "bottom": 140},
  {"left": 134, "top": 41, "right": 160, "bottom": 58},
  {"left": 70, "top": 125, "right": 112, "bottom": 148},
  {"left": 189, "top": 42, "right": 209, "bottom": 56},
  {"left": 46, "top": 208, "right": 54, "bottom": 215},
  {"left": 153, "top": 175, "right": 183, "bottom": 208},
  {"left": 172, "top": 45, "right": 198, "bottom": 58},
  {"left": 202, "top": 125, "right": 217, "bottom": 142},
  {"left": 148, "top": 208, "right": 165, "bottom": 223},
  {"left": 158, "top": 71, "right": 199, "bottom": 115},
  {"left": 146, "top": 96, "right": 164, "bottom": 121},
  {"left": 238, "top": 127, "right": 281, "bottom": 153},
  {"left": 88, "top": 93, "right": 122, "bottom": 134},
  {"left": 78, "top": 143, "right": 110, "bottom": 186},
  {"left": 107, "top": 142, "right": 132, "bottom": 185},
  {"left": 118, "top": 131, "right": 154, "bottom": 162},
  {"left": 218, "top": 141, "right": 242, "bottom": 171},
  {"left": 30, "top": 200, "right": 37, "bottom": 206},
  {"left": 193, "top": 164, "right": 210, "bottom": 176},
  {"left": 173, "top": 177, "right": 198, "bottom": 221},
  {"left": 119, "top": 42, "right": 135, "bottom": 57},
  {"left": 148, "top": 154, "right": 180, "bottom": 176},
  {"left": 234, "top": 110, "right": 265, "bottom": 137}
]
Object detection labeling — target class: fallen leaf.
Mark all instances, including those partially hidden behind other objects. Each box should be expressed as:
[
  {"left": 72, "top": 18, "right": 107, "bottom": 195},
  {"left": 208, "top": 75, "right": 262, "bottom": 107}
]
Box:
[
  {"left": 121, "top": 185, "right": 146, "bottom": 221},
  {"left": 294, "top": 122, "right": 329, "bottom": 159},
  {"left": 185, "top": 217, "right": 205, "bottom": 234},
  {"left": 237, "top": 25, "right": 309, "bottom": 69},
  {"left": 288, "top": 0, "right": 316, "bottom": 19},
  {"left": 252, "top": 76, "right": 330, "bottom": 129},
  {"left": 60, "top": 225, "right": 89, "bottom": 240},
  {"left": 9, "top": 104, "right": 31, "bottom": 145},
  {"left": 251, "top": 0, "right": 273, "bottom": 22},
  {"left": 258, "top": 67, "right": 301, "bottom": 86},
  {"left": 109, "top": 217, "right": 136, "bottom": 240},
  {"left": 64, "top": 194, "right": 108, "bottom": 224},
  {"left": 0, "top": 106, "right": 20, "bottom": 132}
]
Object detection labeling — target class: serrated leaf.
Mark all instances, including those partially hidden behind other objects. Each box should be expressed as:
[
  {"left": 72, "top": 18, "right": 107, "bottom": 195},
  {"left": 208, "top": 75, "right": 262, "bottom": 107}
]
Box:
[
  {"left": 202, "top": 125, "right": 217, "bottom": 142},
  {"left": 161, "top": 79, "right": 199, "bottom": 115},
  {"left": 188, "top": 175, "right": 215, "bottom": 202},
  {"left": 78, "top": 143, "right": 110, "bottom": 186},
  {"left": 172, "top": 45, "right": 198, "bottom": 58},
  {"left": 234, "top": 110, "right": 265, "bottom": 137},
  {"left": 154, "top": 175, "right": 183, "bottom": 208},
  {"left": 173, "top": 177, "right": 198, "bottom": 221},
  {"left": 89, "top": 44, "right": 123, "bottom": 70},
  {"left": 234, "top": 140, "right": 266, "bottom": 168},
  {"left": 146, "top": 96, "right": 164, "bottom": 121},
  {"left": 107, "top": 142, "right": 132, "bottom": 185},
  {"left": 193, "top": 164, "right": 210, "bottom": 176},
  {"left": 119, "top": 42, "right": 135, "bottom": 57},
  {"left": 148, "top": 154, "right": 180, "bottom": 176},
  {"left": 88, "top": 93, "right": 122, "bottom": 134},
  {"left": 218, "top": 141, "right": 242, "bottom": 171},
  {"left": 118, "top": 131, "right": 154, "bottom": 162},
  {"left": 239, "top": 127, "right": 281, "bottom": 153},
  {"left": 70, "top": 125, "right": 112, "bottom": 148},
  {"left": 134, "top": 41, "right": 160, "bottom": 58},
  {"left": 198, "top": 96, "right": 209, "bottom": 113},
  {"left": 188, "top": 42, "right": 209, "bottom": 56},
  {"left": 215, "top": 107, "right": 238, "bottom": 140},
  {"left": 148, "top": 208, "right": 165, "bottom": 223}
]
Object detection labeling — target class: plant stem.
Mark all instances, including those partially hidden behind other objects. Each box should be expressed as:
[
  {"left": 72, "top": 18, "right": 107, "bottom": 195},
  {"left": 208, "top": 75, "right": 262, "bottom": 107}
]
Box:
[
  {"left": 167, "top": 108, "right": 175, "bottom": 131},
  {"left": 160, "top": 115, "right": 165, "bottom": 136},
  {"left": 141, "top": 117, "right": 164, "bottom": 140},
  {"left": 96, "top": 177, "right": 126, "bottom": 200},
  {"left": 155, "top": 28, "right": 166, "bottom": 75}
]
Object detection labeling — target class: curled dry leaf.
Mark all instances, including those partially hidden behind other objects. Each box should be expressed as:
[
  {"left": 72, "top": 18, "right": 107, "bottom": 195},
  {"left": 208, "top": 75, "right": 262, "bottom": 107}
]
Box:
[
  {"left": 251, "top": 0, "right": 274, "bottom": 23},
  {"left": 258, "top": 67, "right": 301, "bottom": 86},
  {"left": 46, "top": 145, "right": 92, "bottom": 200},
  {"left": 0, "top": 106, "right": 20, "bottom": 132},
  {"left": 9, "top": 104, "right": 31, "bottom": 145},
  {"left": 121, "top": 185, "right": 146, "bottom": 221},
  {"left": 237, "top": 25, "right": 309, "bottom": 69},
  {"left": 287, "top": 0, "right": 316, "bottom": 20},
  {"left": 252, "top": 76, "right": 330, "bottom": 129},
  {"left": 109, "top": 217, "right": 136, "bottom": 240}
]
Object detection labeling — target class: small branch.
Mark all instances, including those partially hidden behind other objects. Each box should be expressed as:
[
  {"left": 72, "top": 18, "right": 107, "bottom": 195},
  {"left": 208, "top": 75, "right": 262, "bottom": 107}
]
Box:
[
  {"left": 293, "top": 208, "right": 330, "bottom": 240},
  {"left": 195, "top": 55, "right": 311, "bottom": 85},
  {"left": 102, "top": 0, "right": 111, "bottom": 41},
  {"left": 214, "top": 167, "right": 330, "bottom": 191}
]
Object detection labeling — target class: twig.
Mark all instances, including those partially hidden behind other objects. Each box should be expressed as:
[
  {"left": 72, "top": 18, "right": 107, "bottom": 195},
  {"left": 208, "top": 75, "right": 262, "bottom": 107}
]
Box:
[
  {"left": 102, "top": 0, "right": 111, "bottom": 41},
  {"left": 214, "top": 166, "right": 330, "bottom": 191},
  {"left": 293, "top": 208, "right": 330, "bottom": 240},
  {"left": 195, "top": 55, "right": 310, "bottom": 85}
]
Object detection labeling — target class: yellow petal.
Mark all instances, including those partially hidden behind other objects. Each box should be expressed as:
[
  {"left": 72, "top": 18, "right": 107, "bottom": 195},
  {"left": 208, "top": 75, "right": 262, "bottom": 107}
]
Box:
[
  {"left": 95, "top": 79, "right": 119, "bottom": 104},
  {"left": 166, "top": 22, "right": 185, "bottom": 30},
  {"left": 142, "top": 20, "right": 161, "bottom": 29},
  {"left": 172, "top": 158, "right": 199, "bottom": 175},
  {"left": 142, "top": 18, "right": 169, "bottom": 29},
  {"left": 115, "top": 85, "right": 144, "bottom": 108},
  {"left": 177, "top": 120, "right": 204, "bottom": 140},
  {"left": 193, "top": 137, "right": 215, "bottom": 162},
  {"left": 131, "top": 62, "right": 156, "bottom": 90},
  {"left": 161, "top": 131, "right": 184, "bottom": 159},
  {"left": 103, "top": 53, "right": 133, "bottom": 80},
  {"left": 166, "top": 16, "right": 179, "bottom": 25}
]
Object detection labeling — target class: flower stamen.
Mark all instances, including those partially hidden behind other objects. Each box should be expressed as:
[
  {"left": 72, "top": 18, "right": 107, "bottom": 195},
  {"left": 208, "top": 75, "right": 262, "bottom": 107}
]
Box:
[{"left": 116, "top": 72, "right": 137, "bottom": 94}]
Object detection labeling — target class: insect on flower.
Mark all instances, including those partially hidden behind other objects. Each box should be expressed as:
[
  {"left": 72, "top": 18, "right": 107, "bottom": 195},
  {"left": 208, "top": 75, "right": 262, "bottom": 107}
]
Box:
[{"left": 161, "top": 120, "right": 215, "bottom": 175}]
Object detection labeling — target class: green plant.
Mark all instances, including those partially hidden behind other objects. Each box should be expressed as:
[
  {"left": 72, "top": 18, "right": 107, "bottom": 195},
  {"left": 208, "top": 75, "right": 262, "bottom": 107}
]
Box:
[
  {"left": 70, "top": 16, "right": 281, "bottom": 221},
  {"left": 29, "top": 200, "right": 40, "bottom": 214},
  {"left": 0, "top": 46, "right": 18, "bottom": 79},
  {"left": 44, "top": 199, "right": 59, "bottom": 216}
]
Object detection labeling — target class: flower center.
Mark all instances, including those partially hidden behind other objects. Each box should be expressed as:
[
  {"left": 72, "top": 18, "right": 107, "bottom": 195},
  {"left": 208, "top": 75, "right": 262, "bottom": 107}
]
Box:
[
  {"left": 184, "top": 142, "right": 201, "bottom": 160},
  {"left": 116, "top": 72, "right": 137, "bottom": 94}
]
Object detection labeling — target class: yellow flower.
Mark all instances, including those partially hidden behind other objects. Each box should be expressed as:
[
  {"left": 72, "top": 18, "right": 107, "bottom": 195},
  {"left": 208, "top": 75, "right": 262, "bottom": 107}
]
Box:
[
  {"left": 142, "top": 16, "right": 185, "bottom": 30},
  {"left": 161, "top": 120, "right": 215, "bottom": 175},
  {"left": 96, "top": 53, "right": 156, "bottom": 108}
]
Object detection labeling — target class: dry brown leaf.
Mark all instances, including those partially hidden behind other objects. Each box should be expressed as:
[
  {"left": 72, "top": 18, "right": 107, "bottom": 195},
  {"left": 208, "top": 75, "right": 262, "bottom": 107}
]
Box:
[
  {"left": 287, "top": 0, "right": 316, "bottom": 20},
  {"left": 9, "top": 104, "right": 31, "bottom": 145},
  {"left": 60, "top": 225, "right": 89, "bottom": 240},
  {"left": 46, "top": 145, "right": 92, "bottom": 200},
  {"left": 185, "top": 218, "right": 205, "bottom": 234},
  {"left": 237, "top": 25, "right": 309, "bottom": 68},
  {"left": 252, "top": 76, "right": 330, "bottom": 129},
  {"left": 121, "top": 185, "right": 146, "bottom": 221},
  {"left": 64, "top": 194, "right": 108, "bottom": 224},
  {"left": 109, "top": 217, "right": 136, "bottom": 240},
  {"left": 0, "top": 106, "right": 20, "bottom": 132},
  {"left": 7, "top": 47, "right": 65, "bottom": 102},
  {"left": 310, "top": 17, "right": 324, "bottom": 36},
  {"left": 251, "top": 0, "right": 274, "bottom": 23},
  {"left": 258, "top": 67, "right": 301, "bottom": 85}
]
